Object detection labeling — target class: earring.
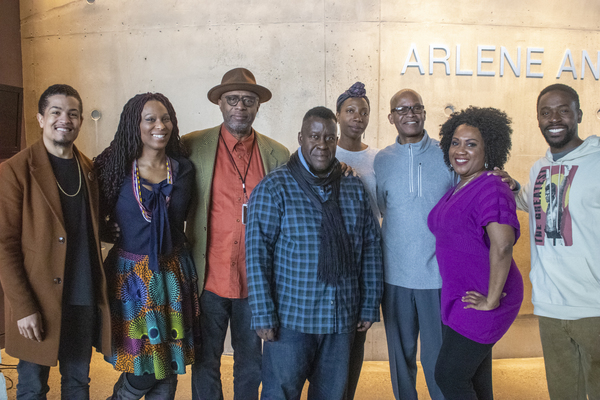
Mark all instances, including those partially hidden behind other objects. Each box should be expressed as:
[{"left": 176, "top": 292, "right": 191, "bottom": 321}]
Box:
[{"left": 485, "top": 162, "right": 489, "bottom": 169}]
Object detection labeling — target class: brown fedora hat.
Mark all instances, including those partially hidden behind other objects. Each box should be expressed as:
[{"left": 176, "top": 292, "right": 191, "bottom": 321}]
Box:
[{"left": 207, "top": 68, "right": 272, "bottom": 104}]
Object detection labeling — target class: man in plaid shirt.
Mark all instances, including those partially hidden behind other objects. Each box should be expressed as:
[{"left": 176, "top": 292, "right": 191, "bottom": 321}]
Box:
[{"left": 246, "top": 106, "right": 383, "bottom": 399}]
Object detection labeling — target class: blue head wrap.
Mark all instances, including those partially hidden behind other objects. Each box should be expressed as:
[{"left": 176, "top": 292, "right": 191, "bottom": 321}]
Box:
[{"left": 336, "top": 82, "right": 370, "bottom": 112}]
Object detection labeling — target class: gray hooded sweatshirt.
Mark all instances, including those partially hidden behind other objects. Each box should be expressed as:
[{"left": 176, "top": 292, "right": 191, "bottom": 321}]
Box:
[{"left": 515, "top": 135, "right": 600, "bottom": 320}]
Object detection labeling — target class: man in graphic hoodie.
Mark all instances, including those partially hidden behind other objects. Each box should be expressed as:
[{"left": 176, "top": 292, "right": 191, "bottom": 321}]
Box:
[{"left": 516, "top": 83, "right": 600, "bottom": 400}]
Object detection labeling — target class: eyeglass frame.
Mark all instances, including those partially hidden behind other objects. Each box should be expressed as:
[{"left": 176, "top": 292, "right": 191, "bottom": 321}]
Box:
[
  {"left": 221, "top": 95, "right": 259, "bottom": 108},
  {"left": 391, "top": 105, "right": 425, "bottom": 115}
]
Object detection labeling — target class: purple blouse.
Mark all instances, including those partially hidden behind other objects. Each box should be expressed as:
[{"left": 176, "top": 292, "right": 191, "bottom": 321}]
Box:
[{"left": 427, "top": 173, "right": 523, "bottom": 344}]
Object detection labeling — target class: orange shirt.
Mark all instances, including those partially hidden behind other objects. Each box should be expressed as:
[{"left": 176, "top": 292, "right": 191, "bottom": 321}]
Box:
[{"left": 204, "top": 125, "right": 265, "bottom": 299}]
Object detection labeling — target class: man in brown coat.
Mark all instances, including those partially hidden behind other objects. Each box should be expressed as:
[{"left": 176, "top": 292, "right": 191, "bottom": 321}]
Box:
[{"left": 0, "top": 84, "right": 111, "bottom": 398}]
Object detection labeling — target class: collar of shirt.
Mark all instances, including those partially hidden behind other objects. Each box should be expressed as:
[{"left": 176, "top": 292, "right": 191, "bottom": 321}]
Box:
[
  {"left": 221, "top": 124, "right": 255, "bottom": 154},
  {"left": 298, "top": 147, "right": 337, "bottom": 179},
  {"left": 297, "top": 147, "right": 316, "bottom": 176}
]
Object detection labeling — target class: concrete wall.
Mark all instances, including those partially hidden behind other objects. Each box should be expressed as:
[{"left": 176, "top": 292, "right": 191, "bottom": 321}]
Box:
[
  {"left": 18, "top": 0, "right": 600, "bottom": 359},
  {"left": 1, "top": 0, "right": 25, "bottom": 153}
]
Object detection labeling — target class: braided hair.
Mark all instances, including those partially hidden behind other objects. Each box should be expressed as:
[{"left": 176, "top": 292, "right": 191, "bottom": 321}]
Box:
[{"left": 95, "top": 92, "right": 186, "bottom": 218}]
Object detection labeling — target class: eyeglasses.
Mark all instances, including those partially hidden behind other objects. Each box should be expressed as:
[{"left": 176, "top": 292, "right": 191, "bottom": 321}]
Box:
[
  {"left": 222, "top": 95, "right": 258, "bottom": 107},
  {"left": 391, "top": 105, "right": 425, "bottom": 115}
]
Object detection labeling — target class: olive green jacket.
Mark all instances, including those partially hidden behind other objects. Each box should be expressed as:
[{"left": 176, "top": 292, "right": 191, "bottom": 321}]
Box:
[{"left": 182, "top": 125, "right": 290, "bottom": 294}]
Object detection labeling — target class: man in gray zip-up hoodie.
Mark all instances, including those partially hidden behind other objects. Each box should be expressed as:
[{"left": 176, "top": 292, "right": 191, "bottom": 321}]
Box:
[{"left": 375, "top": 89, "right": 451, "bottom": 400}]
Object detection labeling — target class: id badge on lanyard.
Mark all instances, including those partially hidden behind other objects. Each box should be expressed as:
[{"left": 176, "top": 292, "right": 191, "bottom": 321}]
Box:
[
  {"left": 219, "top": 132, "right": 255, "bottom": 226},
  {"left": 242, "top": 203, "right": 248, "bottom": 225}
]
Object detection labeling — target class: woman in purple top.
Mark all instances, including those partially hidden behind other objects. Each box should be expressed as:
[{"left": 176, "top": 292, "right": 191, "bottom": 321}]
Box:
[{"left": 427, "top": 107, "right": 523, "bottom": 400}]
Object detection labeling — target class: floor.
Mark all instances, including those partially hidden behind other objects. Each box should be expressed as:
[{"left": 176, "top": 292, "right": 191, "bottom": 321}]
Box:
[{"left": 0, "top": 350, "right": 550, "bottom": 399}]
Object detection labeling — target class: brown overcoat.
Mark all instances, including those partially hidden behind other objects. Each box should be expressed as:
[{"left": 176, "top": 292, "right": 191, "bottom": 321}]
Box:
[{"left": 0, "top": 139, "right": 112, "bottom": 366}]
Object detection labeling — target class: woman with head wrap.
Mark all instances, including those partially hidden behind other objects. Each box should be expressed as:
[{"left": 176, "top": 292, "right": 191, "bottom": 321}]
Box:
[
  {"left": 335, "top": 82, "right": 380, "bottom": 399},
  {"left": 335, "top": 82, "right": 380, "bottom": 220}
]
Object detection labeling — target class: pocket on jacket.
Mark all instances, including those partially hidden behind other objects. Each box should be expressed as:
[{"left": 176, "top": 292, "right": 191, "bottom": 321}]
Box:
[
  {"left": 22, "top": 248, "right": 40, "bottom": 275},
  {"left": 531, "top": 256, "right": 600, "bottom": 308}
]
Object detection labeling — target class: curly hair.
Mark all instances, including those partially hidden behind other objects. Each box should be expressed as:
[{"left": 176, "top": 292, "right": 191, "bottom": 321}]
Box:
[
  {"left": 38, "top": 84, "right": 83, "bottom": 114},
  {"left": 94, "top": 92, "right": 186, "bottom": 218},
  {"left": 439, "top": 106, "right": 513, "bottom": 171}
]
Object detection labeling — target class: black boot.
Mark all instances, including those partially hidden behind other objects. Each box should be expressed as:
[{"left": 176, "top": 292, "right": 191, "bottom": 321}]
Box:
[
  {"left": 107, "top": 373, "right": 152, "bottom": 400},
  {"left": 145, "top": 374, "right": 178, "bottom": 400}
]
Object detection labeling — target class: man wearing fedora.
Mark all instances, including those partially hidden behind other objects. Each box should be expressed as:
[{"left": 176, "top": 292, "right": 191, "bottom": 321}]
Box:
[{"left": 183, "top": 68, "right": 290, "bottom": 400}]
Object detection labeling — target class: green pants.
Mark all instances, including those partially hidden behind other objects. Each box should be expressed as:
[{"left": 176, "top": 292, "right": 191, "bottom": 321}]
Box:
[{"left": 539, "top": 316, "right": 600, "bottom": 400}]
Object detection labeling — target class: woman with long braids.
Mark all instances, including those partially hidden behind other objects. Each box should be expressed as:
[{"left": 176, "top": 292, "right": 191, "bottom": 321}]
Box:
[{"left": 95, "top": 93, "right": 200, "bottom": 399}]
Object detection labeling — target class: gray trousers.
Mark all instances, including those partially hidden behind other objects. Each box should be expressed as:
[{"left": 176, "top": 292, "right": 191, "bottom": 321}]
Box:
[{"left": 382, "top": 283, "right": 445, "bottom": 400}]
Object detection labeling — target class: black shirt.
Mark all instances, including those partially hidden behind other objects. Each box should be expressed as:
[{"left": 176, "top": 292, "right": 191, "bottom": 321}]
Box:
[{"left": 48, "top": 153, "right": 98, "bottom": 306}]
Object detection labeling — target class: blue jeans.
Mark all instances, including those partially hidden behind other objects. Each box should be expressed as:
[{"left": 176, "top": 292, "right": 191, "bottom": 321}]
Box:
[
  {"left": 382, "top": 284, "right": 445, "bottom": 400},
  {"left": 16, "top": 305, "right": 96, "bottom": 400},
  {"left": 344, "top": 329, "right": 366, "bottom": 400},
  {"left": 191, "top": 290, "right": 262, "bottom": 400},
  {"left": 261, "top": 327, "right": 354, "bottom": 400}
]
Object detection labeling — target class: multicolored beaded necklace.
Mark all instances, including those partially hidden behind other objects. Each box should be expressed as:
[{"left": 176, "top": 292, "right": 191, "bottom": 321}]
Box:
[{"left": 132, "top": 157, "right": 173, "bottom": 222}]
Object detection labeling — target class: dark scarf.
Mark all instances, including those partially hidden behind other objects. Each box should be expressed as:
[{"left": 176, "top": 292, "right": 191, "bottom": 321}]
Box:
[
  {"left": 143, "top": 180, "right": 173, "bottom": 272},
  {"left": 286, "top": 151, "right": 355, "bottom": 285}
]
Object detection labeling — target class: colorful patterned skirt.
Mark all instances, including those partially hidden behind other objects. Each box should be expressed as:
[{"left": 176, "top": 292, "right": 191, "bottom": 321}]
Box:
[{"left": 104, "top": 247, "right": 200, "bottom": 379}]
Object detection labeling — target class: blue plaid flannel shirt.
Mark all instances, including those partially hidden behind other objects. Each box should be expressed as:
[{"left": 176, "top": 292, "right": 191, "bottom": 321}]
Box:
[{"left": 245, "top": 165, "right": 383, "bottom": 334}]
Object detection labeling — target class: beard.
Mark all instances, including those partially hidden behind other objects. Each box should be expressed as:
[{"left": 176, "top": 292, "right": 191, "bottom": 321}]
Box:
[
  {"left": 542, "top": 125, "right": 577, "bottom": 150},
  {"left": 227, "top": 120, "right": 252, "bottom": 134},
  {"left": 53, "top": 138, "right": 74, "bottom": 148},
  {"left": 224, "top": 115, "right": 255, "bottom": 138}
]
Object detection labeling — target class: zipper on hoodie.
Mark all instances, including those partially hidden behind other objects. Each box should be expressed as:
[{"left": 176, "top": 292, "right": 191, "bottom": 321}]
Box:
[
  {"left": 418, "top": 163, "right": 422, "bottom": 197},
  {"left": 409, "top": 145, "right": 414, "bottom": 193}
]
